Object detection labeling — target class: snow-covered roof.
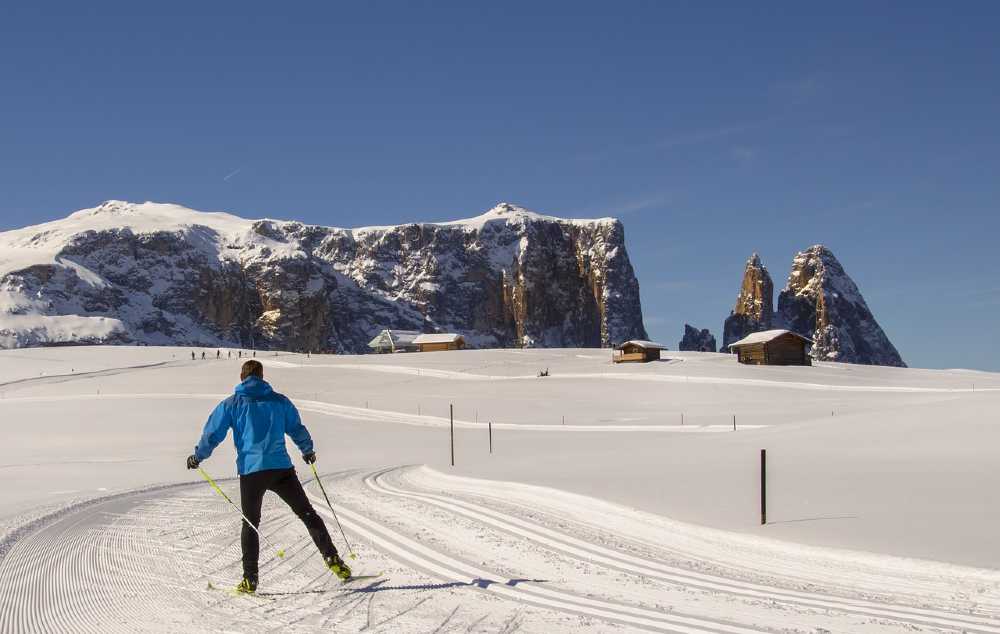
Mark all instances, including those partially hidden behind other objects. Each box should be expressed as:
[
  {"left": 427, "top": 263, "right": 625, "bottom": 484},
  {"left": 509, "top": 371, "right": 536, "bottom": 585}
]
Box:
[
  {"left": 368, "top": 329, "right": 422, "bottom": 348},
  {"left": 413, "top": 333, "right": 464, "bottom": 345},
  {"left": 728, "top": 329, "right": 812, "bottom": 348},
  {"left": 617, "top": 340, "right": 667, "bottom": 350}
]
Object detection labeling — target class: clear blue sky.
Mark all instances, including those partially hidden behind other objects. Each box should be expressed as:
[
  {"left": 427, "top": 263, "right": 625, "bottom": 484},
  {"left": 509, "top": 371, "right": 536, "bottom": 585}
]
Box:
[{"left": 1, "top": 2, "right": 998, "bottom": 370}]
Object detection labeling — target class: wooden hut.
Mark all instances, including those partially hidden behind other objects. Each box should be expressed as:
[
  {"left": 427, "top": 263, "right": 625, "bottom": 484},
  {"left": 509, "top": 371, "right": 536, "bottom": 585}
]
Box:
[
  {"left": 613, "top": 340, "right": 667, "bottom": 363},
  {"left": 367, "top": 329, "right": 421, "bottom": 354},
  {"left": 412, "top": 333, "right": 465, "bottom": 352},
  {"left": 728, "top": 329, "right": 812, "bottom": 366}
]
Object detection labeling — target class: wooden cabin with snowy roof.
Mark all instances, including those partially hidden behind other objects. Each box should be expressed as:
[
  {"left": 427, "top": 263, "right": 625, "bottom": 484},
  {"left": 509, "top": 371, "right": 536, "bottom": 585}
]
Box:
[
  {"left": 412, "top": 333, "right": 465, "bottom": 352},
  {"left": 613, "top": 340, "right": 667, "bottom": 363},
  {"left": 728, "top": 329, "right": 812, "bottom": 366}
]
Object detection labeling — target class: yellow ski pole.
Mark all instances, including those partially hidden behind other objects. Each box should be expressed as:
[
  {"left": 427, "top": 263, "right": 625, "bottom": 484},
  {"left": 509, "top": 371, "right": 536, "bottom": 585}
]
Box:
[
  {"left": 198, "top": 467, "right": 286, "bottom": 558},
  {"left": 310, "top": 463, "right": 356, "bottom": 559}
]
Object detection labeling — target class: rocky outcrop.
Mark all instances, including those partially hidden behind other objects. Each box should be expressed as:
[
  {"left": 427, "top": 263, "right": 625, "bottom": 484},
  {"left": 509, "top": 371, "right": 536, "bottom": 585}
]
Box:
[
  {"left": 777, "top": 245, "right": 905, "bottom": 367},
  {"left": 0, "top": 201, "right": 648, "bottom": 352},
  {"left": 679, "top": 325, "right": 716, "bottom": 352},
  {"left": 722, "top": 253, "right": 774, "bottom": 351}
]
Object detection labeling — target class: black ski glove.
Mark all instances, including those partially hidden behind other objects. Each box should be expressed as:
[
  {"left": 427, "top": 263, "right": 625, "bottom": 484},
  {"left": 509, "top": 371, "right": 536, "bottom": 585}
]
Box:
[
  {"left": 186, "top": 454, "right": 200, "bottom": 470},
  {"left": 303, "top": 451, "right": 317, "bottom": 464}
]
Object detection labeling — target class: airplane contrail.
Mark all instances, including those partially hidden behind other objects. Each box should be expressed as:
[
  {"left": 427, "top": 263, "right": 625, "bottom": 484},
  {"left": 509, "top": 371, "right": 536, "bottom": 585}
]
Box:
[{"left": 223, "top": 168, "right": 242, "bottom": 182}]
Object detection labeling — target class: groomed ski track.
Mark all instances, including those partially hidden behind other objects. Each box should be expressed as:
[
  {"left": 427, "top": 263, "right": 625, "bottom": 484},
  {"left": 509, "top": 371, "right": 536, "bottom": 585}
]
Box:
[{"left": 2, "top": 467, "right": 999, "bottom": 633}]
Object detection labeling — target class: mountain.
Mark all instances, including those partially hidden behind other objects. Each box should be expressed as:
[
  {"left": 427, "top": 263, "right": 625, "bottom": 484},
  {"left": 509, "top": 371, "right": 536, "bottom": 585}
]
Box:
[
  {"left": 777, "top": 245, "right": 905, "bottom": 367},
  {"left": 0, "top": 201, "right": 648, "bottom": 352},
  {"left": 678, "top": 324, "right": 716, "bottom": 352},
  {"left": 721, "top": 253, "right": 774, "bottom": 352}
]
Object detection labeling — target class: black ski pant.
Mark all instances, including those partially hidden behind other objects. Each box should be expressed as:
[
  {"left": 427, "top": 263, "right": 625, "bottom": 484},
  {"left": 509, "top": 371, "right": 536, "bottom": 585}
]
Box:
[{"left": 239, "top": 467, "right": 337, "bottom": 579}]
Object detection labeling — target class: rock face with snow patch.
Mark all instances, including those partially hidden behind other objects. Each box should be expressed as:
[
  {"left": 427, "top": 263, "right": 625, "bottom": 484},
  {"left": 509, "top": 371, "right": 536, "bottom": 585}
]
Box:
[
  {"left": 678, "top": 325, "right": 716, "bottom": 352},
  {"left": 721, "top": 253, "right": 774, "bottom": 352},
  {"left": 776, "top": 245, "right": 905, "bottom": 367},
  {"left": 0, "top": 201, "right": 647, "bottom": 352}
]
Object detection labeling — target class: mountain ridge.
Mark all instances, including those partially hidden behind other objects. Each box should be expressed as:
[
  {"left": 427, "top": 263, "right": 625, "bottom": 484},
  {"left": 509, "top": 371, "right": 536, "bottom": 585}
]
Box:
[{"left": 0, "top": 200, "right": 647, "bottom": 352}]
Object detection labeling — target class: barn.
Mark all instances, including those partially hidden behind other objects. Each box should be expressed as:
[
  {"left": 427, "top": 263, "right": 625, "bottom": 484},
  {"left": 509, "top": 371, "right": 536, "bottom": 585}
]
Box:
[
  {"left": 367, "top": 329, "right": 421, "bottom": 353},
  {"left": 614, "top": 340, "right": 667, "bottom": 363},
  {"left": 412, "top": 333, "right": 466, "bottom": 352},
  {"left": 728, "top": 329, "right": 812, "bottom": 366}
]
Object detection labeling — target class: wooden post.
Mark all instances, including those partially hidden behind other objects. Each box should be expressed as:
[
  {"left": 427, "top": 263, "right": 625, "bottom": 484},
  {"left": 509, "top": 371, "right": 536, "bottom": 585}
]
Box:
[
  {"left": 733, "top": 415, "right": 736, "bottom": 431},
  {"left": 489, "top": 420, "right": 493, "bottom": 454},
  {"left": 681, "top": 413, "right": 684, "bottom": 426},
  {"left": 450, "top": 404, "right": 455, "bottom": 467},
  {"left": 760, "top": 449, "right": 767, "bottom": 525}
]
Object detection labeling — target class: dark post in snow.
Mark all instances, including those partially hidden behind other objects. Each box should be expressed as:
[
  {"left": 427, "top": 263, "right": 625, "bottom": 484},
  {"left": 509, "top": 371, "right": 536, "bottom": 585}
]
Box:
[
  {"left": 450, "top": 403, "right": 455, "bottom": 467},
  {"left": 760, "top": 449, "right": 767, "bottom": 525},
  {"left": 733, "top": 415, "right": 736, "bottom": 431},
  {"left": 489, "top": 420, "right": 493, "bottom": 454}
]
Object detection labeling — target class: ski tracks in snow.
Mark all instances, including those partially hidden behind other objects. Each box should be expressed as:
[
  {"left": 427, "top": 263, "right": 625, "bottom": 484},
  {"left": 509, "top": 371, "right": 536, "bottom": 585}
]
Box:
[{"left": 3, "top": 467, "right": 1000, "bottom": 632}]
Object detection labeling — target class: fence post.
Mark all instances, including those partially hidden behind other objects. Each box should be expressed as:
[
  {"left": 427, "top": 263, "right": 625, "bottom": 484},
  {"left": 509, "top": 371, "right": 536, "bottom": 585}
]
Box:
[
  {"left": 450, "top": 403, "right": 455, "bottom": 467},
  {"left": 489, "top": 420, "right": 493, "bottom": 454},
  {"left": 760, "top": 449, "right": 767, "bottom": 525},
  {"left": 733, "top": 415, "right": 736, "bottom": 431}
]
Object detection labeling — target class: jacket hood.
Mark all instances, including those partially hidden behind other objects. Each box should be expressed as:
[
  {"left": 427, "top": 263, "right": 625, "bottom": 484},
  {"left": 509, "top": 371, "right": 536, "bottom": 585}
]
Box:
[{"left": 235, "top": 376, "right": 274, "bottom": 398}]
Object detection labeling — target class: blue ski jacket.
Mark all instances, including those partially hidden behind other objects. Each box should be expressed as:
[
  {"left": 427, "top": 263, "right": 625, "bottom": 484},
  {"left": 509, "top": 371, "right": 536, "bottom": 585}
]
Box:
[{"left": 194, "top": 377, "right": 313, "bottom": 476}]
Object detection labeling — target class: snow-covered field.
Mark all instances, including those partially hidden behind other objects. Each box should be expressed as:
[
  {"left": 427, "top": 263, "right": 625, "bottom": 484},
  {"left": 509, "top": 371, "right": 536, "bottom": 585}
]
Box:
[{"left": 1, "top": 346, "right": 999, "bottom": 632}]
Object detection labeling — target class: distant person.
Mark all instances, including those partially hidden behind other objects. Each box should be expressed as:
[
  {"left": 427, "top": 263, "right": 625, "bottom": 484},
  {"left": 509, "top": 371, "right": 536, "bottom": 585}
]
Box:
[
  {"left": 201, "top": 351, "right": 206, "bottom": 360},
  {"left": 185, "top": 360, "right": 350, "bottom": 594},
  {"left": 217, "top": 350, "right": 221, "bottom": 359},
  {"left": 238, "top": 350, "right": 242, "bottom": 359},
  {"left": 228, "top": 350, "right": 232, "bottom": 359},
  {"left": 191, "top": 351, "right": 196, "bottom": 361}
]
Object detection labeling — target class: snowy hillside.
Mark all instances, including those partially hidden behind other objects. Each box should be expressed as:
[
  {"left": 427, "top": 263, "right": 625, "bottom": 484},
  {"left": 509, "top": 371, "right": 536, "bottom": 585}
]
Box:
[
  {"left": 0, "top": 201, "right": 647, "bottom": 352},
  {"left": 1, "top": 346, "right": 999, "bottom": 632}
]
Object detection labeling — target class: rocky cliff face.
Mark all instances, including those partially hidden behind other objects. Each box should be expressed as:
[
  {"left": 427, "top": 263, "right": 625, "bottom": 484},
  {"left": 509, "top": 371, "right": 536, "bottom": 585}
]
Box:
[
  {"left": 678, "top": 324, "right": 716, "bottom": 352},
  {"left": 721, "top": 253, "right": 774, "bottom": 351},
  {"left": 777, "top": 245, "right": 905, "bottom": 367},
  {"left": 0, "top": 201, "right": 648, "bottom": 352}
]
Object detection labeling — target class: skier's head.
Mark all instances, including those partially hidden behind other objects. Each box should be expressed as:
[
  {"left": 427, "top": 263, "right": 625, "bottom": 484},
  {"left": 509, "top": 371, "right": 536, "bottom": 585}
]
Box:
[{"left": 241, "top": 360, "right": 264, "bottom": 381}]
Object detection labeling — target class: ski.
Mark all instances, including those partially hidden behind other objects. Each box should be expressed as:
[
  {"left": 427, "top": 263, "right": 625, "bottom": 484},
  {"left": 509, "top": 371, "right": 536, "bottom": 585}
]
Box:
[{"left": 342, "top": 572, "right": 385, "bottom": 585}]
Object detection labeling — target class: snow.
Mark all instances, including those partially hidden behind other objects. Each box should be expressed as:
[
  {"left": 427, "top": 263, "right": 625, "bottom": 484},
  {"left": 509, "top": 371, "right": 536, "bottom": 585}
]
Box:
[
  {"left": 618, "top": 339, "right": 668, "bottom": 350},
  {"left": 727, "top": 328, "right": 811, "bottom": 347},
  {"left": 1, "top": 346, "right": 999, "bottom": 631},
  {"left": 411, "top": 333, "right": 463, "bottom": 345}
]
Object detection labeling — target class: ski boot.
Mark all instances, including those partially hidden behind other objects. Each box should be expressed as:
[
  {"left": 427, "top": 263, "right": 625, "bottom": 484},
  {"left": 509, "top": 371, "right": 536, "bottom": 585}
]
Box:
[
  {"left": 325, "top": 553, "right": 352, "bottom": 582},
  {"left": 234, "top": 575, "right": 257, "bottom": 594}
]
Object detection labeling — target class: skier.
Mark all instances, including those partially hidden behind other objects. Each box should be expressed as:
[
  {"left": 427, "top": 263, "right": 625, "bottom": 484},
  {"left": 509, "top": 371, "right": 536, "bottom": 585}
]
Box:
[
  {"left": 191, "top": 351, "right": 196, "bottom": 361},
  {"left": 216, "top": 350, "right": 220, "bottom": 360},
  {"left": 185, "top": 360, "right": 351, "bottom": 593},
  {"left": 201, "top": 351, "right": 206, "bottom": 360}
]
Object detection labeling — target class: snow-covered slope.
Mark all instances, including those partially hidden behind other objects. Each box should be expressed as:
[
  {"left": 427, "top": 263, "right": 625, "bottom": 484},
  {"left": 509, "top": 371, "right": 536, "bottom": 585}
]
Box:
[
  {"left": 1, "top": 346, "right": 999, "bottom": 632},
  {"left": 0, "top": 201, "right": 648, "bottom": 352}
]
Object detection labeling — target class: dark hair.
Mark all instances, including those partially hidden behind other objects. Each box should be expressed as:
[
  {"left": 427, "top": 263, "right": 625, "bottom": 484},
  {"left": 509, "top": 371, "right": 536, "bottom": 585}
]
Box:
[{"left": 241, "top": 360, "right": 264, "bottom": 381}]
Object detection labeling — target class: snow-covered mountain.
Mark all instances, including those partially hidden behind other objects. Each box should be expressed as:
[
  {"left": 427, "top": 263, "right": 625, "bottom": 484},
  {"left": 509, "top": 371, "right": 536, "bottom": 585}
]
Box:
[
  {"left": 0, "top": 201, "right": 648, "bottom": 352},
  {"left": 777, "top": 245, "right": 905, "bottom": 367}
]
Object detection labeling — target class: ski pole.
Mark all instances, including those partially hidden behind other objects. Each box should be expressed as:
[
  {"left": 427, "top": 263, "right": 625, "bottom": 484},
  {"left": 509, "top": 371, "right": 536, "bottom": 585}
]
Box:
[
  {"left": 309, "top": 463, "right": 356, "bottom": 559},
  {"left": 197, "top": 467, "right": 286, "bottom": 558}
]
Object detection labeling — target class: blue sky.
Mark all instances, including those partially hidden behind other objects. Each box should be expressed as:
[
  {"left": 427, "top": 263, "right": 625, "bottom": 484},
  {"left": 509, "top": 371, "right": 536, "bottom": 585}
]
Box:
[{"left": 1, "top": 2, "right": 998, "bottom": 370}]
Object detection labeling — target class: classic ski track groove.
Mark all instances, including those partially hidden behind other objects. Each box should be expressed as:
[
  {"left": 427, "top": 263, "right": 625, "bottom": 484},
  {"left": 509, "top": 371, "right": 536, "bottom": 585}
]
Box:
[
  {"left": 3, "top": 463, "right": 998, "bottom": 632},
  {"left": 308, "top": 470, "right": 767, "bottom": 634},
  {"left": 365, "top": 466, "right": 1000, "bottom": 633}
]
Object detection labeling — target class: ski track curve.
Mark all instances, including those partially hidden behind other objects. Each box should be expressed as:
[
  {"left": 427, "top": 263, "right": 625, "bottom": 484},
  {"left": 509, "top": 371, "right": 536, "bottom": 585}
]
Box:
[
  {"left": 305, "top": 475, "right": 765, "bottom": 634},
  {"left": 4, "top": 466, "right": 1000, "bottom": 632},
  {"left": 363, "top": 466, "right": 1000, "bottom": 634}
]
